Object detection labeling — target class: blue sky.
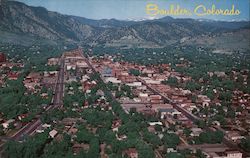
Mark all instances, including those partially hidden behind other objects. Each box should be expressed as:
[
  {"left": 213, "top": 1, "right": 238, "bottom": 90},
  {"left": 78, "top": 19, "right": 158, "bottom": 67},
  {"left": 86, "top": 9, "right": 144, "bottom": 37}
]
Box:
[{"left": 16, "top": 0, "right": 250, "bottom": 21}]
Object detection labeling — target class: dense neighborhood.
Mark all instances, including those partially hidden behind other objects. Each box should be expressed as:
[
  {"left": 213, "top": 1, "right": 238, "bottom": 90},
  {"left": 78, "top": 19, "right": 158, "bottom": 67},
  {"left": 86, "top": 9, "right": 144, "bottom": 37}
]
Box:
[{"left": 0, "top": 47, "right": 249, "bottom": 158}]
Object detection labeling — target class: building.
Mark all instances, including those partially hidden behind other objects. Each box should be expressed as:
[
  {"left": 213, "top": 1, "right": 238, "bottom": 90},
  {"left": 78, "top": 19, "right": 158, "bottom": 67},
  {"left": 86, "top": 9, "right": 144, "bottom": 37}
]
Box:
[
  {"left": 150, "top": 95, "right": 164, "bottom": 104},
  {"left": 190, "top": 127, "right": 203, "bottom": 137},
  {"left": 25, "top": 72, "right": 41, "bottom": 83},
  {"left": 122, "top": 148, "right": 138, "bottom": 158},
  {"left": 47, "top": 58, "right": 59, "bottom": 66},
  {"left": 7, "top": 72, "right": 19, "bottom": 80},
  {"left": 82, "top": 81, "right": 97, "bottom": 91},
  {"left": 2, "top": 119, "right": 15, "bottom": 129},
  {"left": 49, "top": 129, "right": 58, "bottom": 138},
  {"left": 210, "top": 150, "right": 242, "bottom": 158},
  {"left": 158, "top": 108, "right": 175, "bottom": 119},
  {"left": 102, "top": 66, "right": 113, "bottom": 77},
  {"left": 226, "top": 131, "right": 245, "bottom": 142},
  {"left": 42, "top": 71, "right": 58, "bottom": 89},
  {"left": 197, "top": 95, "right": 211, "bottom": 107},
  {"left": 112, "top": 119, "right": 122, "bottom": 132},
  {"left": 23, "top": 72, "right": 42, "bottom": 91},
  {"left": 0, "top": 52, "right": 6, "bottom": 63},
  {"left": 126, "top": 82, "right": 142, "bottom": 87},
  {"left": 105, "top": 77, "right": 122, "bottom": 84}
]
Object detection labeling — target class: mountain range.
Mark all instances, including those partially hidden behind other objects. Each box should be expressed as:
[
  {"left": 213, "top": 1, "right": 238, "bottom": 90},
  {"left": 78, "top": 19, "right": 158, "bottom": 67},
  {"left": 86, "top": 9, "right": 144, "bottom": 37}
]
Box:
[{"left": 0, "top": 0, "right": 249, "bottom": 51}]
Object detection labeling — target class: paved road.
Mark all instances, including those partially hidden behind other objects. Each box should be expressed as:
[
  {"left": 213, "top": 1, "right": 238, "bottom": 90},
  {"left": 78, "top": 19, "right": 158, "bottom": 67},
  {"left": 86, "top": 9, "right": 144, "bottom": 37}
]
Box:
[
  {"left": 79, "top": 49, "right": 117, "bottom": 102},
  {"left": 50, "top": 58, "right": 65, "bottom": 109},
  {"left": 177, "top": 143, "right": 228, "bottom": 150},
  {"left": 136, "top": 78, "right": 200, "bottom": 122}
]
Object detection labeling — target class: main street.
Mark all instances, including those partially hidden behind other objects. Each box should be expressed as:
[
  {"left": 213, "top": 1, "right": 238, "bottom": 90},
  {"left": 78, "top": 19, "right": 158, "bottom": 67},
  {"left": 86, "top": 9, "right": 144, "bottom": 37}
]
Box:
[
  {"left": 11, "top": 56, "right": 65, "bottom": 141},
  {"left": 46, "top": 58, "right": 65, "bottom": 110},
  {"left": 136, "top": 76, "right": 200, "bottom": 122}
]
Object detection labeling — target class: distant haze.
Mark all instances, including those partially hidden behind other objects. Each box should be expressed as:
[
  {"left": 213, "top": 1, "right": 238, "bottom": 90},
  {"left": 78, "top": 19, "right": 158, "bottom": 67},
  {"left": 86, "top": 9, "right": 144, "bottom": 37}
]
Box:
[{"left": 15, "top": 0, "right": 250, "bottom": 21}]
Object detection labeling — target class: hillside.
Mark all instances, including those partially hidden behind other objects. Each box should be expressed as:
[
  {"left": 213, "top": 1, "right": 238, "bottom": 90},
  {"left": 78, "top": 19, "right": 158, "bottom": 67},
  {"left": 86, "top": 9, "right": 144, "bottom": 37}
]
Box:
[
  {"left": 0, "top": 0, "right": 249, "bottom": 50},
  {"left": 181, "top": 29, "right": 250, "bottom": 54}
]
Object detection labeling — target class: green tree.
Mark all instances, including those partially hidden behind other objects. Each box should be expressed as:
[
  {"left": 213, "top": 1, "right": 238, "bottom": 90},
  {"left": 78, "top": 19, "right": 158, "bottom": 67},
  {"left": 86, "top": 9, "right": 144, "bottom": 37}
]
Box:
[
  {"left": 219, "top": 92, "right": 232, "bottom": 101},
  {"left": 76, "top": 127, "right": 94, "bottom": 144},
  {"left": 166, "top": 152, "right": 185, "bottom": 158},
  {"left": 104, "top": 130, "right": 116, "bottom": 144},
  {"left": 203, "top": 88, "right": 215, "bottom": 100},
  {"left": 195, "top": 149, "right": 206, "bottom": 158},
  {"left": 183, "top": 128, "right": 191, "bottom": 137},
  {"left": 185, "top": 81, "right": 201, "bottom": 91},
  {"left": 143, "top": 130, "right": 161, "bottom": 148},
  {"left": 129, "top": 69, "right": 140, "bottom": 76},
  {"left": 87, "top": 138, "right": 100, "bottom": 158},
  {"left": 196, "top": 131, "right": 224, "bottom": 144},
  {"left": 162, "top": 77, "right": 178, "bottom": 87},
  {"left": 137, "top": 141, "right": 155, "bottom": 158},
  {"left": 3, "top": 141, "right": 24, "bottom": 158},
  {"left": 0, "top": 125, "right": 5, "bottom": 136},
  {"left": 240, "top": 137, "right": 250, "bottom": 152},
  {"left": 196, "top": 120, "right": 206, "bottom": 129},
  {"left": 162, "top": 133, "right": 180, "bottom": 148},
  {"left": 155, "top": 125, "right": 162, "bottom": 132}
]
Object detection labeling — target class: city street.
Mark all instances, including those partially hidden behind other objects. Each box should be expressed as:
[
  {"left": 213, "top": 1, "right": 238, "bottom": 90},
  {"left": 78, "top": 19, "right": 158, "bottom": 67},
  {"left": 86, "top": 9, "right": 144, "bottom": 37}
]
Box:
[{"left": 11, "top": 56, "right": 65, "bottom": 141}]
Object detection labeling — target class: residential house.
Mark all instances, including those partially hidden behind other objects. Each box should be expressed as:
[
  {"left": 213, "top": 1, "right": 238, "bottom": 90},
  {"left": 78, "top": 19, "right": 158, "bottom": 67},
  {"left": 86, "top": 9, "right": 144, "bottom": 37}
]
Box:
[
  {"left": 2, "top": 119, "right": 15, "bottom": 129},
  {"left": 122, "top": 148, "right": 138, "bottom": 158},
  {"left": 190, "top": 127, "right": 203, "bottom": 137},
  {"left": 49, "top": 129, "right": 58, "bottom": 138},
  {"left": 0, "top": 52, "right": 6, "bottom": 63},
  {"left": 7, "top": 72, "right": 19, "bottom": 80},
  {"left": 112, "top": 119, "right": 122, "bottom": 132},
  {"left": 210, "top": 150, "right": 242, "bottom": 158},
  {"left": 47, "top": 58, "right": 59, "bottom": 66},
  {"left": 226, "top": 131, "right": 245, "bottom": 142}
]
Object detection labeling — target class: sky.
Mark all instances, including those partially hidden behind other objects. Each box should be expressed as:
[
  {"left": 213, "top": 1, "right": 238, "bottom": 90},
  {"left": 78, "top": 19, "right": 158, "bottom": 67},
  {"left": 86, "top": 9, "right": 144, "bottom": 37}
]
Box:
[{"left": 15, "top": 0, "right": 250, "bottom": 21}]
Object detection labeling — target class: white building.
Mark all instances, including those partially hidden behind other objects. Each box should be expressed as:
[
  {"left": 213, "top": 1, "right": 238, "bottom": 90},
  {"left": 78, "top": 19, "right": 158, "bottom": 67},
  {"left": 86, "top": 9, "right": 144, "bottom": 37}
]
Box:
[
  {"left": 49, "top": 129, "right": 58, "bottom": 138},
  {"left": 105, "top": 77, "right": 122, "bottom": 84},
  {"left": 2, "top": 119, "right": 15, "bottom": 129},
  {"left": 126, "top": 82, "right": 142, "bottom": 87}
]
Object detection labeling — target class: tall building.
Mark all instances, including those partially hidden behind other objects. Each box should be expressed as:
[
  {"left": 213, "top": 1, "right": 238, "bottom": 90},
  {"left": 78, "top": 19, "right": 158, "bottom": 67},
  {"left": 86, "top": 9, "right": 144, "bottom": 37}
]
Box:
[{"left": 0, "top": 52, "right": 6, "bottom": 62}]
